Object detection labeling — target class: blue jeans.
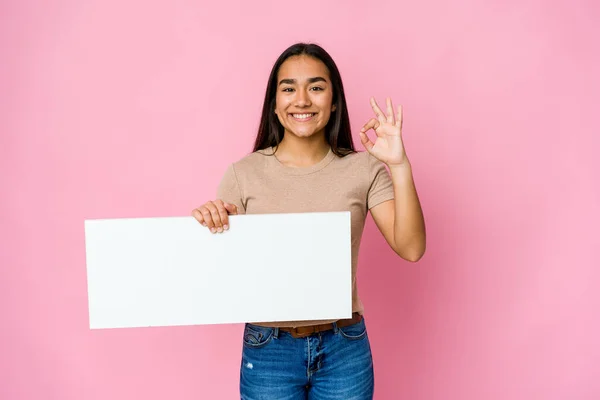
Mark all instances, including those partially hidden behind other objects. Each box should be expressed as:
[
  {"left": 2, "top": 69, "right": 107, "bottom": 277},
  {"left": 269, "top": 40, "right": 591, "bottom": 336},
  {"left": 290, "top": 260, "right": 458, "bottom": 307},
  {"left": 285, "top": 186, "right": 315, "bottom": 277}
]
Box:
[{"left": 240, "top": 317, "right": 374, "bottom": 399}]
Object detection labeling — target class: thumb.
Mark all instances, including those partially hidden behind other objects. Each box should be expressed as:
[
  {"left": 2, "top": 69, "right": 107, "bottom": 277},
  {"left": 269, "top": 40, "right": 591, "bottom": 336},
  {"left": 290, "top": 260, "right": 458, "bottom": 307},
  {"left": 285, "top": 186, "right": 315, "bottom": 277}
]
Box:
[{"left": 223, "top": 202, "right": 238, "bottom": 215}]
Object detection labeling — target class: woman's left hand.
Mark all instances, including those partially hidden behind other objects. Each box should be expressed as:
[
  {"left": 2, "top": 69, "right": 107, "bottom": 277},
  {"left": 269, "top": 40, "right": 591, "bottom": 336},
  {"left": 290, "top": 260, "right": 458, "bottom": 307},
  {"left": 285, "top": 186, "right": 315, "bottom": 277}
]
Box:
[{"left": 359, "top": 97, "right": 407, "bottom": 167}]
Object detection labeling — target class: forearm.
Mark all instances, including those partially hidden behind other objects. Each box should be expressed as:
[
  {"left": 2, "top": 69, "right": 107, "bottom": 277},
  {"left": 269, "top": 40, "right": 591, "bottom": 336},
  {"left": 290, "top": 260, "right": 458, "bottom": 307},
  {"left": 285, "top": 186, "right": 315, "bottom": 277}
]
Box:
[{"left": 389, "top": 161, "right": 426, "bottom": 261}]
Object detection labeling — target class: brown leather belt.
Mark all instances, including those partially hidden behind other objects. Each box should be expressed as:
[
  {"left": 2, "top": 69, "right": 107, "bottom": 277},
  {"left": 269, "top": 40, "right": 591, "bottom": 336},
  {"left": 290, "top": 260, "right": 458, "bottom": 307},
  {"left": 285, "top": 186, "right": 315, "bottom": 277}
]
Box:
[{"left": 279, "top": 312, "right": 363, "bottom": 338}]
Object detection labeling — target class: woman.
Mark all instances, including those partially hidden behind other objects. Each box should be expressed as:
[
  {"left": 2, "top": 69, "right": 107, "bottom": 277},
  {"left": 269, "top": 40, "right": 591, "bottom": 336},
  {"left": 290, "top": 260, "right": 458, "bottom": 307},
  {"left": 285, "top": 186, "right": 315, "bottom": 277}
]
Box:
[{"left": 192, "top": 43, "right": 426, "bottom": 399}]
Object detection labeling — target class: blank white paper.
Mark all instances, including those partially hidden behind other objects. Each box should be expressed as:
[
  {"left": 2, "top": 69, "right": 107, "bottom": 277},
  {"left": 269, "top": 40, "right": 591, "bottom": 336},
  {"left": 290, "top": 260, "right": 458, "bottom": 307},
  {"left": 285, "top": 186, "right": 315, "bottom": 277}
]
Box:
[{"left": 84, "top": 212, "right": 352, "bottom": 329}]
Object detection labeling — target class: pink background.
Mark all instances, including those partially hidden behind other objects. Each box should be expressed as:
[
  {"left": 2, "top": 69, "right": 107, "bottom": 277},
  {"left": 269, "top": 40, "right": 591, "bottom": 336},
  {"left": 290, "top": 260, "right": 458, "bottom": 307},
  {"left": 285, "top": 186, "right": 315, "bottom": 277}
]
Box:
[{"left": 2, "top": 0, "right": 599, "bottom": 398}]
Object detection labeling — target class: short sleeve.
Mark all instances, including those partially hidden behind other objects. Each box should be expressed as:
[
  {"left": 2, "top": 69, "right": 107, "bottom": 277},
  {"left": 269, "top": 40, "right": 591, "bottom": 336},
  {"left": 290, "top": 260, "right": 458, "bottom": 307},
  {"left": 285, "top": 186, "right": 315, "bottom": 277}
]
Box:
[
  {"left": 216, "top": 164, "right": 246, "bottom": 214},
  {"left": 367, "top": 153, "right": 394, "bottom": 209}
]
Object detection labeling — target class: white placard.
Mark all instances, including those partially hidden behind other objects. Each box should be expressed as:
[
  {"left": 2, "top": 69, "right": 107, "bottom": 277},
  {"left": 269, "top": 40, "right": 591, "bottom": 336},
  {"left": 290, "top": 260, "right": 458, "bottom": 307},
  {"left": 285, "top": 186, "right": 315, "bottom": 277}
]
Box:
[{"left": 84, "top": 212, "right": 352, "bottom": 329}]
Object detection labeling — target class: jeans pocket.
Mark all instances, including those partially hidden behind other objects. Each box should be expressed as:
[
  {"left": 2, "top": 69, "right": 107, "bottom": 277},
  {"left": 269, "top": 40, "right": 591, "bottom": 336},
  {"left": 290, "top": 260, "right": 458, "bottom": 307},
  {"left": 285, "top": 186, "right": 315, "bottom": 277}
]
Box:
[
  {"left": 243, "top": 324, "right": 274, "bottom": 348},
  {"left": 338, "top": 317, "right": 368, "bottom": 341}
]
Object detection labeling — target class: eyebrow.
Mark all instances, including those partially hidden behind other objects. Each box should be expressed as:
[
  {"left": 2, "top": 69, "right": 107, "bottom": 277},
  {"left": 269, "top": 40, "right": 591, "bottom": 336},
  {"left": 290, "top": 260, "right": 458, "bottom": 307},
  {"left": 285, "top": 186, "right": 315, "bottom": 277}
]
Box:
[{"left": 278, "top": 77, "right": 327, "bottom": 86}]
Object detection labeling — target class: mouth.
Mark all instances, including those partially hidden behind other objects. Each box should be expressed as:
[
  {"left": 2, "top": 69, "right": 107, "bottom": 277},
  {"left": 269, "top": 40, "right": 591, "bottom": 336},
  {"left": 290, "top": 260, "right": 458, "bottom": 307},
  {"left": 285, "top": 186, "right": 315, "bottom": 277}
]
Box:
[{"left": 289, "top": 113, "right": 316, "bottom": 122}]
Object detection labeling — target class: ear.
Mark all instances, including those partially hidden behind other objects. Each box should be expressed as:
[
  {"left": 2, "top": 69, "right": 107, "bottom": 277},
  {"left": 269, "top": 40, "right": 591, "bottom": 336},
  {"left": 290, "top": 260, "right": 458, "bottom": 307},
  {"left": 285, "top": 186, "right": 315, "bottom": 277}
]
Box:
[{"left": 331, "top": 104, "right": 337, "bottom": 112}]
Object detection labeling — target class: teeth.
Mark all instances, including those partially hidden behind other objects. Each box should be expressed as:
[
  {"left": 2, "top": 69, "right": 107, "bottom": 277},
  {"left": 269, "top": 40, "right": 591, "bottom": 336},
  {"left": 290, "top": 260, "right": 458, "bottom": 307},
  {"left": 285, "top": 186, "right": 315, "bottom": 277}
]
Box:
[{"left": 292, "top": 113, "right": 314, "bottom": 119}]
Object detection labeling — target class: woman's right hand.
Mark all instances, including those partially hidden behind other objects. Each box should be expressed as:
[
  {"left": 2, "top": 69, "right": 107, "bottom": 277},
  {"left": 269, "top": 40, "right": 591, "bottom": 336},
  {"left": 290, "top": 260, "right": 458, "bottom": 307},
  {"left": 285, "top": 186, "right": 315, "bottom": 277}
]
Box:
[{"left": 191, "top": 200, "right": 238, "bottom": 233}]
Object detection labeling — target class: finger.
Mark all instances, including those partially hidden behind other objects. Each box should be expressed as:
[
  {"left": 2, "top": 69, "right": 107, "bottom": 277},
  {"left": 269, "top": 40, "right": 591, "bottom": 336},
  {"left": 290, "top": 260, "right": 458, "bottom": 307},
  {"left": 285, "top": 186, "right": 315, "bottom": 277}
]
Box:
[
  {"left": 205, "top": 203, "right": 223, "bottom": 233},
  {"left": 359, "top": 130, "right": 375, "bottom": 153},
  {"left": 191, "top": 208, "right": 206, "bottom": 226},
  {"left": 199, "top": 206, "right": 215, "bottom": 231},
  {"left": 386, "top": 97, "right": 394, "bottom": 124},
  {"left": 213, "top": 200, "right": 230, "bottom": 230},
  {"left": 395, "top": 104, "right": 403, "bottom": 129},
  {"left": 361, "top": 118, "right": 384, "bottom": 138},
  {"left": 370, "top": 97, "right": 386, "bottom": 123},
  {"left": 360, "top": 118, "right": 379, "bottom": 133},
  {"left": 223, "top": 202, "right": 238, "bottom": 215}
]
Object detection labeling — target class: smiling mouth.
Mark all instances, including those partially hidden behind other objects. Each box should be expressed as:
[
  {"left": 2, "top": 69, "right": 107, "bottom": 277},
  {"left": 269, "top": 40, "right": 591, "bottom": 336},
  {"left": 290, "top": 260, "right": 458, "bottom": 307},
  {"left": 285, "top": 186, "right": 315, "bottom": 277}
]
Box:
[{"left": 290, "top": 113, "right": 316, "bottom": 121}]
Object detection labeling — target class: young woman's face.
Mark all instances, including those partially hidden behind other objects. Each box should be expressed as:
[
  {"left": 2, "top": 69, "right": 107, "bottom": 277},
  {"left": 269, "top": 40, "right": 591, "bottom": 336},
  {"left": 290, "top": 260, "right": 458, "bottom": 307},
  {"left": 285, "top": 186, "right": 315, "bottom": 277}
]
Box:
[{"left": 274, "top": 55, "right": 336, "bottom": 140}]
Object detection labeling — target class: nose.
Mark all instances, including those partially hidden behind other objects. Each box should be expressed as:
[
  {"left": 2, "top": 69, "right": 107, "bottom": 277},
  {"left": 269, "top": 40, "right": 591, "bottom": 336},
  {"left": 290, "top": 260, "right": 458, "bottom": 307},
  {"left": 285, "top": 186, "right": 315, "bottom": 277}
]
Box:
[{"left": 295, "top": 89, "right": 312, "bottom": 107}]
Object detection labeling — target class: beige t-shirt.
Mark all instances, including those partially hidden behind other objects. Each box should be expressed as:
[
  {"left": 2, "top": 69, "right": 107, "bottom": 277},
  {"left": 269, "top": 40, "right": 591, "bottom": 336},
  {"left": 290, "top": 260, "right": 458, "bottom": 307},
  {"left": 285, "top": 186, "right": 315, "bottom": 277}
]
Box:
[{"left": 216, "top": 146, "right": 394, "bottom": 328}]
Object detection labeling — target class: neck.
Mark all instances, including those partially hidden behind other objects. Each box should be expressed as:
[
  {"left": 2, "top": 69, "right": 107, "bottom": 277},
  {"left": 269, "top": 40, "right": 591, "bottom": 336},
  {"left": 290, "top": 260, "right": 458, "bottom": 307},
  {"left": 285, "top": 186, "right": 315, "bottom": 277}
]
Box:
[{"left": 276, "top": 132, "right": 330, "bottom": 167}]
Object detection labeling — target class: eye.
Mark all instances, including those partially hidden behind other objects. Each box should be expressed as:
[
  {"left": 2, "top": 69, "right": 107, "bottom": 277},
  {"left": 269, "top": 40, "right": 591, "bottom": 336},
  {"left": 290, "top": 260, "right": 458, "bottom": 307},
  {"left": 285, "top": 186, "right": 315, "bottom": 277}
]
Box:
[
  {"left": 282, "top": 87, "right": 294, "bottom": 92},
  {"left": 310, "top": 86, "right": 324, "bottom": 91}
]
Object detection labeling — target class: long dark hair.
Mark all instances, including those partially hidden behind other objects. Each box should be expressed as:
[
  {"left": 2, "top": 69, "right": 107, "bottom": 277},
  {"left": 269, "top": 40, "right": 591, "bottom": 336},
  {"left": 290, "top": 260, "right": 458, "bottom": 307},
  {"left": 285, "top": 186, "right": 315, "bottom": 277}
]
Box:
[{"left": 252, "top": 43, "right": 355, "bottom": 157}]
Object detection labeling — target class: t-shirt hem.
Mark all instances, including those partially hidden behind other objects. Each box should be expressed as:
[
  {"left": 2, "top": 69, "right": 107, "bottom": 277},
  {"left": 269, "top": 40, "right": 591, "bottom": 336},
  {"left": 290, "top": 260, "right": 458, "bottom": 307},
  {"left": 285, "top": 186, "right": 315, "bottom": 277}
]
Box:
[
  {"left": 368, "top": 194, "right": 395, "bottom": 210},
  {"left": 249, "top": 307, "right": 365, "bottom": 328}
]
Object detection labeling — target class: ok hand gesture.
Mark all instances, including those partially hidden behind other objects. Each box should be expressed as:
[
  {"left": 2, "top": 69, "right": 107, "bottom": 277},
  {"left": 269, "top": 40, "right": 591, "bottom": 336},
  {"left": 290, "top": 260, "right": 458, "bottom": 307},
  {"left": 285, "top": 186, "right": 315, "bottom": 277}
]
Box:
[{"left": 359, "top": 97, "right": 408, "bottom": 167}]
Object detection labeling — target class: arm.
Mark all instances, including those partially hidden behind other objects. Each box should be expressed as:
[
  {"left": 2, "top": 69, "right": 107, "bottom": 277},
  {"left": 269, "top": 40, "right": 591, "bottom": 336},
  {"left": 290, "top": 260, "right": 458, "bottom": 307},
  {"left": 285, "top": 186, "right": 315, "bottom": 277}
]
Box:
[
  {"left": 360, "top": 97, "right": 426, "bottom": 262},
  {"left": 371, "top": 162, "right": 426, "bottom": 262}
]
